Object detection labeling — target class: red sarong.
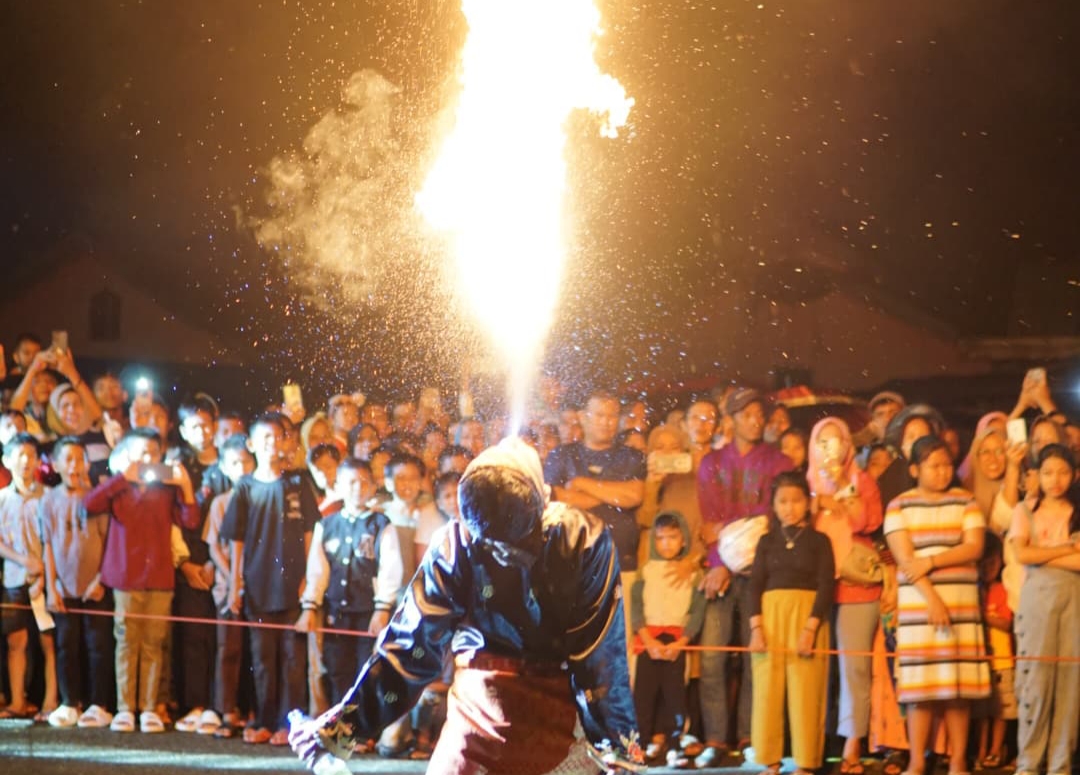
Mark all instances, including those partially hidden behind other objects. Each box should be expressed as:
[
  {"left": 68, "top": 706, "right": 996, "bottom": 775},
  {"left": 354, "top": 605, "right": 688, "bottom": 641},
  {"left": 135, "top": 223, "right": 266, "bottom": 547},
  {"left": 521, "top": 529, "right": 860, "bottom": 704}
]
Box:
[{"left": 427, "top": 657, "right": 595, "bottom": 775}]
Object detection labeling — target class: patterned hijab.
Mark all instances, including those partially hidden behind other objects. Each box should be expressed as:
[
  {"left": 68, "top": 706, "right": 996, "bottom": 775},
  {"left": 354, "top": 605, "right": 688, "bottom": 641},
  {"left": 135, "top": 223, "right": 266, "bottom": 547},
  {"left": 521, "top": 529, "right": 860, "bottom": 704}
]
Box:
[{"left": 807, "top": 417, "right": 856, "bottom": 496}]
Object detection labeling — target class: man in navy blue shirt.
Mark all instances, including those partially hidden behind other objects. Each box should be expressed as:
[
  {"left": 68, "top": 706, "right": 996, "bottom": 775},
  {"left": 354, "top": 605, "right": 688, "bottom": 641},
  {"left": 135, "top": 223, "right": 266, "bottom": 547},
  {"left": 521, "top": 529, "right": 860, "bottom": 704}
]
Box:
[{"left": 544, "top": 391, "right": 646, "bottom": 574}]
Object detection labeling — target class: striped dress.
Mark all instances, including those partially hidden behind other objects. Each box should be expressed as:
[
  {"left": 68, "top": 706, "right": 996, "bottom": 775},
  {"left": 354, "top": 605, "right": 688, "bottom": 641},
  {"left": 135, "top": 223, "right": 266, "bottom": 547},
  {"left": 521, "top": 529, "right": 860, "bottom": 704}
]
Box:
[{"left": 883, "top": 488, "right": 990, "bottom": 704}]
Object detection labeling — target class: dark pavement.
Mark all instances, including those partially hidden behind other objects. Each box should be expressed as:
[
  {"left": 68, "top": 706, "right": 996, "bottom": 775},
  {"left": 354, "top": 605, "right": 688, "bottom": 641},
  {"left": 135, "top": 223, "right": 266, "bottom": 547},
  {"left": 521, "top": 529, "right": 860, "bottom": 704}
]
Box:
[
  {"left": 0, "top": 719, "right": 1021, "bottom": 775},
  {"left": 0, "top": 718, "right": 760, "bottom": 774}
]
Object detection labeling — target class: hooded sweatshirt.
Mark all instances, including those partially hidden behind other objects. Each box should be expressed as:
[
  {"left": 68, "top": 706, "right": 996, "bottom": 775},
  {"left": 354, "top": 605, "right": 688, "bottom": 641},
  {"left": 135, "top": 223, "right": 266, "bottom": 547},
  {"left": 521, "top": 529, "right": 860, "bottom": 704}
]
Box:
[{"left": 629, "top": 510, "right": 706, "bottom": 641}]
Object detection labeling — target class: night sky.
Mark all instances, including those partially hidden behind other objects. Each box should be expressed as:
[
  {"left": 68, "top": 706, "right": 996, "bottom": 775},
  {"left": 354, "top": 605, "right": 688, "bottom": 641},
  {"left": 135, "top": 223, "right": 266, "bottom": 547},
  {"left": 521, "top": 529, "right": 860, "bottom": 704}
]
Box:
[{"left": 2, "top": 1, "right": 1078, "bottom": 398}]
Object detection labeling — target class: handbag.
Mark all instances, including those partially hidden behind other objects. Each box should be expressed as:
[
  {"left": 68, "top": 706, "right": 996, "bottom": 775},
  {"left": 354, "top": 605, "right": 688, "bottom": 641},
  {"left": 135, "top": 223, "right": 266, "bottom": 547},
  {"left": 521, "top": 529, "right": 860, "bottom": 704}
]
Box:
[{"left": 839, "top": 541, "right": 884, "bottom": 586}]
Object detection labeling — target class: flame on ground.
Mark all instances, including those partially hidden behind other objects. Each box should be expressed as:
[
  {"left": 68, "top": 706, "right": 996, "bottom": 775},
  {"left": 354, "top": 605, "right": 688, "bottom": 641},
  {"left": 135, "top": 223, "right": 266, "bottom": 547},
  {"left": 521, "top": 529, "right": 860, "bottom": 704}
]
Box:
[{"left": 417, "top": 0, "right": 632, "bottom": 429}]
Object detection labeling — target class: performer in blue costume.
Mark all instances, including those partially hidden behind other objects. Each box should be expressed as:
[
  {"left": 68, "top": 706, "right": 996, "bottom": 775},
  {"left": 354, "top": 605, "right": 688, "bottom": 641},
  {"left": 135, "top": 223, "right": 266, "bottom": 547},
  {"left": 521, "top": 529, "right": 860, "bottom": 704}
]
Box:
[{"left": 289, "top": 436, "right": 643, "bottom": 774}]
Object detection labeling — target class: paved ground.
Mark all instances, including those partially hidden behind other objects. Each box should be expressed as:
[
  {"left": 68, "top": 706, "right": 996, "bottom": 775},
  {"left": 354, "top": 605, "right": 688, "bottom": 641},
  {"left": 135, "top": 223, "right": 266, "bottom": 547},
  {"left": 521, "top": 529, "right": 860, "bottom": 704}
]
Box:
[
  {"left": 0, "top": 719, "right": 1022, "bottom": 775},
  {"left": 0, "top": 718, "right": 756, "bottom": 775}
]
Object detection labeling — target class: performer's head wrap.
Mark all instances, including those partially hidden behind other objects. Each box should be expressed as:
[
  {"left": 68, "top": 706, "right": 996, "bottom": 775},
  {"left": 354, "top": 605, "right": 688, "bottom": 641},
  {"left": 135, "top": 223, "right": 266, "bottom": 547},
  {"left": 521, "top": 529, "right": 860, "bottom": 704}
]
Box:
[{"left": 459, "top": 436, "right": 549, "bottom": 546}]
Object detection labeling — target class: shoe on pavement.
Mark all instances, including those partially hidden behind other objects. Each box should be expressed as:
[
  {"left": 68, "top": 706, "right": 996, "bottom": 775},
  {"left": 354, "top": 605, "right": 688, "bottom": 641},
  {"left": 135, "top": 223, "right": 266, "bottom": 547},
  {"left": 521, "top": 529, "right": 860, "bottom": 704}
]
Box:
[
  {"left": 695, "top": 745, "right": 728, "bottom": 769},
  {"left": 174, "top": 708, "right": 203, "bottom": 733},
  {"left": 139, "top": 711, "right": 166, "bottom": 733},
  {"left": 110, "top": 711, "right": 136, "bottom": 732},
  {"left": 196, "top": 709, "right": 223, "bottom": 735},
  {"left": 47, "top": 705, "right": 79, "bottom": 728},
  {"left": 78, "top": 705, "right": 114, "bottom": 728}
]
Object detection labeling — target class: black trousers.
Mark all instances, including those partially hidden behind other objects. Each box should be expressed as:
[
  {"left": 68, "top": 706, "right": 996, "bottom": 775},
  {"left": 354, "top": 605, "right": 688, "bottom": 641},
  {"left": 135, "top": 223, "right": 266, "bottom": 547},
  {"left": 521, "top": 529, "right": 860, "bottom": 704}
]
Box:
[
  {"left": 55, "top": 594, "right": 115, "bottom": 708},
  {"left": 173, "top": 584, "right": 217, "bottom": 712},
  {"left": 322, "top": 610, "right": 376, "bottom": 706},
  {"left": 633, "top": 632, "right": 688, "bottom": 740},
  {"left": 246, "top": 606, "right": 306, "bottom": 730}
]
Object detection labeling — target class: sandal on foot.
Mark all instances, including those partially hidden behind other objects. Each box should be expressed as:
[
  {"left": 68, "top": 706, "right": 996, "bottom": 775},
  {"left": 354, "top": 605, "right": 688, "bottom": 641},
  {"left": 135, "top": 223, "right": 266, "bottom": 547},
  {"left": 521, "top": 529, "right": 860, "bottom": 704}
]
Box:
[
  {"left": 269, "top": 728, "right": 290, "bottom": 746},
  {"left": 884, "top": 752, "right": 909, "bottom": 775},
  {"left": 243, "top": 726, "right": 271, "bottom": 744},
  {"left": 841, "top": 760, "right": 867, "bottom": 775}
]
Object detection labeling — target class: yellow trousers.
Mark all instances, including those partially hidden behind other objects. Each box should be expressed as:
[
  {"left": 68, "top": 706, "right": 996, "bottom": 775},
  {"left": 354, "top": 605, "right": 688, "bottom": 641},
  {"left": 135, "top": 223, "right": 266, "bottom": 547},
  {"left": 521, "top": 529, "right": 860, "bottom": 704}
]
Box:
[{"left": 751, "top": 589, "right": 830, "bottom": 769}]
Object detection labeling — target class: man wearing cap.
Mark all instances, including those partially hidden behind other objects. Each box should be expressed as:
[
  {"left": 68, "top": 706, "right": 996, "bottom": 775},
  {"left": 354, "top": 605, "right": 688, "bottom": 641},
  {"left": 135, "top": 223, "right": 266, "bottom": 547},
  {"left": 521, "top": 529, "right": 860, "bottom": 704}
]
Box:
[
  {"left": 695, "top": 387, "right": 793, "bottom": 767},
  {"left": 288, "top": 437, "right": 643, "bottom": 774},
  {"left": 852, "top": 391, "right": 906, "bottom": 450}
]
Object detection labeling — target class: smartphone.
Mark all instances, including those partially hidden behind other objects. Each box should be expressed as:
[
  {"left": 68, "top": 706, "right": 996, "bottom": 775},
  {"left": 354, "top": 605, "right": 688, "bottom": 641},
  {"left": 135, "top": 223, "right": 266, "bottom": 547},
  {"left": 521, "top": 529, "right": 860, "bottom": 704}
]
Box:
[
  {"left": 133, "top": 377, "right": 153, "bottom": 412},
  {"left": 1026, "top": 367, "right": 1046, "bottom": 385},
  {"left": 51, "top": 330, "right": 68, "bottom": 354},
  {"left": 283, "top": 383, "right": 303, "bottom": 411},
  {"left": 649, "top": 452, "right": 693, "bottom": 475},
  {"left": 138, "top": 462, "right": 174, "bottom": 484},
  {"left": 1006, "top": 418, "right": 1028, "bottom": 446}
]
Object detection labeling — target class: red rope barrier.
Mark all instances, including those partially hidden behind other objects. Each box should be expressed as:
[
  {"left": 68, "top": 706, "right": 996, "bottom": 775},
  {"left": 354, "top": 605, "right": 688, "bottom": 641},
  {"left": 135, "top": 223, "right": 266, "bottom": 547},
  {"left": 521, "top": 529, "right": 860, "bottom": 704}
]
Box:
[{"left": 3, "top": 601, "right": 1077, "bottom": 663}]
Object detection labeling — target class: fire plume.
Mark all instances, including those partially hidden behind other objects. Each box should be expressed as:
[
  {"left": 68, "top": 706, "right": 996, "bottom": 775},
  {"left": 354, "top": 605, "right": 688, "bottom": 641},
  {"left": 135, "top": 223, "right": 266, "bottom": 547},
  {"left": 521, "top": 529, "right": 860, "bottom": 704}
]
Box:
[{"left": 417, "top": 0, "right": 633, "bottom": 428}]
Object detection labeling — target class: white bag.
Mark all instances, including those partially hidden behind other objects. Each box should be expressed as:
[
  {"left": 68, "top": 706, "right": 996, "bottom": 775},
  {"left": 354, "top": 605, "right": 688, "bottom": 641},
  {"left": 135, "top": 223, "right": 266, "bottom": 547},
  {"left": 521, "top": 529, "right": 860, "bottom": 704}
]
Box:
[{"left": 718, "top": 515, "right": 769, "bottom": 573}]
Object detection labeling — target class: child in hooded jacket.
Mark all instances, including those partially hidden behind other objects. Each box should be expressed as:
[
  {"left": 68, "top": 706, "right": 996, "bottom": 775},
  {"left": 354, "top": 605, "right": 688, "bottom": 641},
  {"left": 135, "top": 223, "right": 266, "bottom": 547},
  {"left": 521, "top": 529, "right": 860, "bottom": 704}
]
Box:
[{"left": 630, "top": 510, "right": 706, "bottom": 766}]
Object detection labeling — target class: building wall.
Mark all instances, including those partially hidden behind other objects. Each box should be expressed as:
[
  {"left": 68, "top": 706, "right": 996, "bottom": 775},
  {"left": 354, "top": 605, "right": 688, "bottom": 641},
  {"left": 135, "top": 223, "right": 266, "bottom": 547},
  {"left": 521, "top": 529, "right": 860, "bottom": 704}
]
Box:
[
  {"left": 0, "top": 253, "right": 244, "bottom": 366},
  {"left": 673, "top": 288, "right": 993, "bottom": 392}
]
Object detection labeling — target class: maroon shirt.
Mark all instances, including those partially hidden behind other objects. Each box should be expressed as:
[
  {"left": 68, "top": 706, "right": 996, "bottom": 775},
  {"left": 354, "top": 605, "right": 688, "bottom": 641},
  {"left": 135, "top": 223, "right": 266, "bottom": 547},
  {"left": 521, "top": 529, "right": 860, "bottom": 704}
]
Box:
[
  {"left": 85, "top": 474, "right": 200, "bottom": 591},
  {"left": 697, "top": 442, "right": 793, "bottom": 568}
]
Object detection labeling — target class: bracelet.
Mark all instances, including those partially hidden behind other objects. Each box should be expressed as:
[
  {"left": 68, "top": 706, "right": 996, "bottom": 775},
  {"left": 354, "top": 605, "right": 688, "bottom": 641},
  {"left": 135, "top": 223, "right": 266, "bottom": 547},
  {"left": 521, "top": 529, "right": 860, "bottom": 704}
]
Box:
[{"left": 71, "top": 377, "right": 83, "bottom": 390}]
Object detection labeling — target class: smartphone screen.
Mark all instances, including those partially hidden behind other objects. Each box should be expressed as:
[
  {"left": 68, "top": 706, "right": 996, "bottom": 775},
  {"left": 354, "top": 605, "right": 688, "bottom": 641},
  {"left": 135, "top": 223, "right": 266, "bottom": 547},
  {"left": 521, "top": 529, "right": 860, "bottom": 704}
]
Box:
[
  {"left": 1006, "top": 418, "right": 1028, "bottom": 446},
  {"left": 138, "top": 462, "right": 174, "bottom": 483},
  {"left": 51, "top": 330, "right": 69, "bottom": 354}
]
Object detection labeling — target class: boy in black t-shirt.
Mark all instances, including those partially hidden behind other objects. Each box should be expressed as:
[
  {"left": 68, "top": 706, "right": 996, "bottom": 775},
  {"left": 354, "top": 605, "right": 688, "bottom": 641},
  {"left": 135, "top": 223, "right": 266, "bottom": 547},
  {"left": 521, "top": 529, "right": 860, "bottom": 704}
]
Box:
[{"left": 221, "top": 414, "right": 317, "bottom": 746}]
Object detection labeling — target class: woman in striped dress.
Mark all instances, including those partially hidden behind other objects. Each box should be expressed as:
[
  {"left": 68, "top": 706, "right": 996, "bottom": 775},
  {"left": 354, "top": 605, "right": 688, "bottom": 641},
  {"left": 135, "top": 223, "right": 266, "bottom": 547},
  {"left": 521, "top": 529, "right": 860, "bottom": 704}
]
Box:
[{"left": 884, "top": 435, "right": 990, "bottom": 775}]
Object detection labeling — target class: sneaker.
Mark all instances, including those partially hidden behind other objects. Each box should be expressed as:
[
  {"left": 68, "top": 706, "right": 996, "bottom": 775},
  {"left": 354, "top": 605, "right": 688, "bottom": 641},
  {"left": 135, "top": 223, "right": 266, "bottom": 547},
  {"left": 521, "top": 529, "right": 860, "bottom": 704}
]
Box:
[
  {"left": 174, "top": 708, "right": 203, "bottom": 733},
  {"left": 78, "top": 705, "right": 113, "bottom": 729},
  {"left": 110, "top": 710, "right": 136, "bottom": 732},
  {"left": 139, "top": 711, "right": 165, "bottom": 733},
  {"left": 47, "top": 705, "right": 79, "bottom": 728},
  {"left": 645, "top": 740, "right": 666, "bottom": 762},
  {"left": 667, "top": 748, "right": 692, "bottom": 769}
]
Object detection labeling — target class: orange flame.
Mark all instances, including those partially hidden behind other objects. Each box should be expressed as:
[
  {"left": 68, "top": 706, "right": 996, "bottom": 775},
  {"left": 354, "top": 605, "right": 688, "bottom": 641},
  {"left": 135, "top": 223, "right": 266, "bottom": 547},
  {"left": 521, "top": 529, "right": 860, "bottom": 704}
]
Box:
[{"left": 417, "top": 0, "right": 632, "bottom": 427}]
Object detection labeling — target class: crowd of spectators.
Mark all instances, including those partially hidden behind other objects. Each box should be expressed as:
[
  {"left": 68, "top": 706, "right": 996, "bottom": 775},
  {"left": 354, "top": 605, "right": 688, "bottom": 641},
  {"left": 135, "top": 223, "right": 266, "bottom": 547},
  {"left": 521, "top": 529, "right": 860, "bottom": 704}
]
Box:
[{"left": 0, "top": 330, "right": 1078, "bottom": 775}]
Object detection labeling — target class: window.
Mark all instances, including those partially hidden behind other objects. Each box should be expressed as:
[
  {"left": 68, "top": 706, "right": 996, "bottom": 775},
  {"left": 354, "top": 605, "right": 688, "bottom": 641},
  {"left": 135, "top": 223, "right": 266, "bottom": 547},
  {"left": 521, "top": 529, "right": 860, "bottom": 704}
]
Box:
[{"left": 89, "top": 289, "right": 121, "bottom": 341}]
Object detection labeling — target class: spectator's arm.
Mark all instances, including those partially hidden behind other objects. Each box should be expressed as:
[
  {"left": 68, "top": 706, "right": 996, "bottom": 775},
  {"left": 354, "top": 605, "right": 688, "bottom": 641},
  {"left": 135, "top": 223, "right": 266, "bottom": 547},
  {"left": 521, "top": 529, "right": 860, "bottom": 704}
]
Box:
[
  {"left": 227, "top": 540, "right": 244, "bottom": 614},
  {"left": 684, "top": 584, "right": 707, "bottom": 641},
  {"left": 566, "top": 477, "right": 644, "bottom": 509},
  {"left": 300, "top": 521, "right": 330, "bottom": 610},
  {"left": 1047, "top": 551, "right": 1080, "bottom": 571},
  {"left": 1013, "top": 536, "right": 1078, "bottom": 565},
  {"left": 373, "top": 522, "right": 404, "bottom": 611},
  {"left": 550, "top": 485, "right": 602, "bottom": 510},
  {"left": 84, "top": 474, "right": 131, "bottom": 522},
  {"left": 846, "top": 472, "right": 883, "bottom": 535},
  {"left": 8, "top": 351, "right": 51, "bottom": 412},
  {"left": 53, "top": 348, "right": 103, "bottom": 424}
]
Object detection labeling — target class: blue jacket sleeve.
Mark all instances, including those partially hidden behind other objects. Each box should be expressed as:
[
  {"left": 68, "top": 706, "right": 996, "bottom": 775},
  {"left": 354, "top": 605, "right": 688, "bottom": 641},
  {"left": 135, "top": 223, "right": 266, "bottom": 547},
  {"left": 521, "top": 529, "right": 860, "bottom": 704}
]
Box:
[
  {"left": 311, "top": 523, "right": 470, "bottom": 758},
  {"left": 547, "top": 507, "right": 641, "bottom": 760}
]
